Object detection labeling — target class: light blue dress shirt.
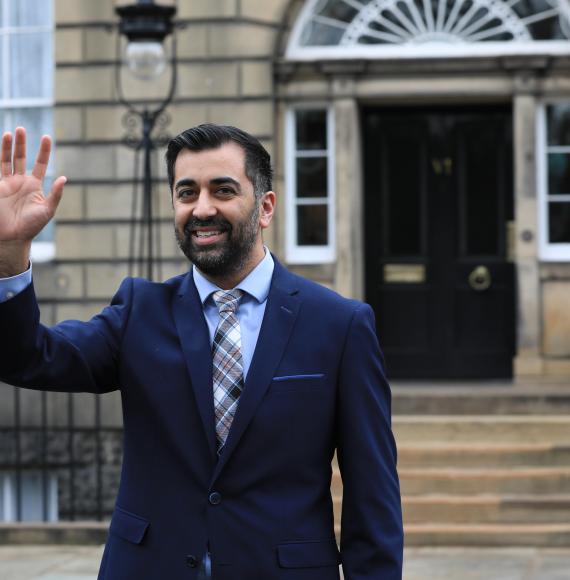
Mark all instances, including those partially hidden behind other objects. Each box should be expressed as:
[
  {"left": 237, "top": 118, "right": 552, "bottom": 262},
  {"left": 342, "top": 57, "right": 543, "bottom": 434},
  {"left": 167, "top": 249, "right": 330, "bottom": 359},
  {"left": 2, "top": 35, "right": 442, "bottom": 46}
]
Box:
[
  {"left": 193, "top": 250, "right": 274, "bottom": 379},
  {"left": 0, "top": 252, "right": 275, "bottom": 380},
  {"left": 0, "top": 265, "right": 32, "bottom": 302}
]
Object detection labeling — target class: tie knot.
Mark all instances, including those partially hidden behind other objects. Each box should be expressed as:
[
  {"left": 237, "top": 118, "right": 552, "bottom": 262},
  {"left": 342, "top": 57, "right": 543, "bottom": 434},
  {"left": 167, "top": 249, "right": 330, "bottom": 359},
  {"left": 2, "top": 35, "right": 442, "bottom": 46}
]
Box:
[{"left": 213, "top": 289, "right": 243, "bottom": 314}]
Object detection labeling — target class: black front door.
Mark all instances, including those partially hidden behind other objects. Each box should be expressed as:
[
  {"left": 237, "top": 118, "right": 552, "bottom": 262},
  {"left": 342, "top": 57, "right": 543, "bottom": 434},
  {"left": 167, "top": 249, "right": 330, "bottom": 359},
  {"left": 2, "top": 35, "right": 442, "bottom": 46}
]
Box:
[{"left": 363, "top": 106, "right": 516, "bottom": 379}]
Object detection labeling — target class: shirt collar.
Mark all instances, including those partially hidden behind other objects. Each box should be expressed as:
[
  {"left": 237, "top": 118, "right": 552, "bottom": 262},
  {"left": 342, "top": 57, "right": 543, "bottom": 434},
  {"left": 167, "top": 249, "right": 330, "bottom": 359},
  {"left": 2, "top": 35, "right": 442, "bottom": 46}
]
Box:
[{"left": 193, "top": 249, "right": 274, "bottom": 306}]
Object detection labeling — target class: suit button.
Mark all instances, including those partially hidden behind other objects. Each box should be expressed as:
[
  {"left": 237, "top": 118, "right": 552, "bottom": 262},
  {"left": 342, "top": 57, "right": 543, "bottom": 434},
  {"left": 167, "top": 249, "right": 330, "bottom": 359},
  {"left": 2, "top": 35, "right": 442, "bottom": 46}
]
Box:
[
  {"left": 209, "top": 491, "right": 222, "bottom": 505},
  {"left": 186, "top": 554, "right": 198, "bottom": 568}
]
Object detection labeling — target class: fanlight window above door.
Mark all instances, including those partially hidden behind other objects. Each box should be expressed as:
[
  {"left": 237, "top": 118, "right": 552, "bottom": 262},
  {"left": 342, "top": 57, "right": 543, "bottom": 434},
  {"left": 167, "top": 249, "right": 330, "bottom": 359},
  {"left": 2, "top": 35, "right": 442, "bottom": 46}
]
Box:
[{"left": 286, "top": 0, "right": 570, "bottom": 59}]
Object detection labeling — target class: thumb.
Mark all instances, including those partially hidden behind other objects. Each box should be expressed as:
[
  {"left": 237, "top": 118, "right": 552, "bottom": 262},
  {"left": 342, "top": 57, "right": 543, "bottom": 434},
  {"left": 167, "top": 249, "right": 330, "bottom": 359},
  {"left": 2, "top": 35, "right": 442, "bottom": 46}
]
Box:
[{"left": 47, "top": 176, "right": 67, "bottom": 216}]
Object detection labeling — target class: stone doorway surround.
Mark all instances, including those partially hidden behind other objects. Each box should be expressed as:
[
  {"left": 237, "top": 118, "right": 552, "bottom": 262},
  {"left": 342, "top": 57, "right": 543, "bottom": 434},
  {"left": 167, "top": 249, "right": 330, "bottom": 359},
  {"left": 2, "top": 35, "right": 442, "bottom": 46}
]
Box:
[{"left": 274, "top": 53, "right": 570, "bottom": 379}]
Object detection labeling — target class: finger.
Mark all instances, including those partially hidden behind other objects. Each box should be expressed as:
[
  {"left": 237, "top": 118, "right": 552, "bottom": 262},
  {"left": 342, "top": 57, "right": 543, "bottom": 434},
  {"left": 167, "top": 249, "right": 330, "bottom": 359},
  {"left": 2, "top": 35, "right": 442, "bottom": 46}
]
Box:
[
  {"left": 13, "top": 127, "right": 26, "bottom": 175},
  {"left": 1, "top": 132, "right": 13, "bottom": 178},
  {"left": 32, "top": 135, "right": 52, "bottom": 181},
  {"left": 46, "top": 176, "right": 67, "bottom": 216}
]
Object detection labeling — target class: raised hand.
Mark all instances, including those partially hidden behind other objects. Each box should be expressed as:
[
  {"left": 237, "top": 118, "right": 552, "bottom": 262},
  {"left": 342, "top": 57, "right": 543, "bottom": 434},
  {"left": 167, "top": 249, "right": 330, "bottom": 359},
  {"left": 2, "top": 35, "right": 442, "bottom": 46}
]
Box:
[
  {"left": 0, "top": 127, "right": 66, "bottom": 243},
  {"left": 0, "top": 127, "right": 66, "bottom": 276}
]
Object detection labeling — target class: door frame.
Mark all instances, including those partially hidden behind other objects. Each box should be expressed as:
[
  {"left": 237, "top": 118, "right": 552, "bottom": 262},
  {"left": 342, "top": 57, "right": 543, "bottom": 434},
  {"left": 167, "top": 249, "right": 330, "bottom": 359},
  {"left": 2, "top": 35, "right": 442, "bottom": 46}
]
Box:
[{"left": 327, "top": 85, "right": 540, "bottom": 379}]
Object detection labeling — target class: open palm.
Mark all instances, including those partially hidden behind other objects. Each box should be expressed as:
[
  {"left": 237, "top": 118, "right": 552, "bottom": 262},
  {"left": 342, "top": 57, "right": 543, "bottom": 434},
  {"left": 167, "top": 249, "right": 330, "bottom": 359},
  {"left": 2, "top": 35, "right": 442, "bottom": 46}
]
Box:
[{"left": 0, "top": 127, "right": 66, "bottom": 242}]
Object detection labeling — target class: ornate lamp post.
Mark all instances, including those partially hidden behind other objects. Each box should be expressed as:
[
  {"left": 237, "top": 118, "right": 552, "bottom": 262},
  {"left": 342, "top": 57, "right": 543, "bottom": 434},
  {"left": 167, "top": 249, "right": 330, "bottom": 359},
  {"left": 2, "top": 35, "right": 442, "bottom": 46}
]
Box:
[{"left": 115, "top": 0, "right": 177, "bottom": 281}]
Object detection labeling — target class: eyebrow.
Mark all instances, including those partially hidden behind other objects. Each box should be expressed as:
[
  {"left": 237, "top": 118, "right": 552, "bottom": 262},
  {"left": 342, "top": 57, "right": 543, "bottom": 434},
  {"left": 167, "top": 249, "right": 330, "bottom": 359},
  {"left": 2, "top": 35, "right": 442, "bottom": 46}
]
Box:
[{"left": 174, "top": 176, "right": 241, "bottom": 192}]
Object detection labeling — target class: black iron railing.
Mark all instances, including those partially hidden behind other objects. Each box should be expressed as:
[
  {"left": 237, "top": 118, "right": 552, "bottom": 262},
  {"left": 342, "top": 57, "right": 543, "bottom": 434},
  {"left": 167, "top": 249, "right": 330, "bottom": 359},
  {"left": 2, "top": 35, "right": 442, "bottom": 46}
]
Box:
[{"left": 0, "top": 384, "right": 122, "bottom": 522}]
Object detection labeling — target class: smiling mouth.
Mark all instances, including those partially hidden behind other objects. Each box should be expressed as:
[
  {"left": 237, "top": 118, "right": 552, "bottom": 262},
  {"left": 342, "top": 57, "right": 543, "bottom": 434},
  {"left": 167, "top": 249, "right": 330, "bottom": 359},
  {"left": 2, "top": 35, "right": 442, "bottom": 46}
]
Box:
[
  {"left": 194, "top": 231, "right": 222, "bottom": 238},
  {"left": 191, "top": 228, "right": 228, "bottom": 246}
]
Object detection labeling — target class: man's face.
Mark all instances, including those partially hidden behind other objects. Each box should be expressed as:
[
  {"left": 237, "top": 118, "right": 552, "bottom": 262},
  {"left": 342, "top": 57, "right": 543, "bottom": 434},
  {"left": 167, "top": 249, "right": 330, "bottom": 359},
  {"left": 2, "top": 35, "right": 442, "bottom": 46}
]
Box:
[{"left": 172, "top": 142, "right": 266, "bottom": 279}]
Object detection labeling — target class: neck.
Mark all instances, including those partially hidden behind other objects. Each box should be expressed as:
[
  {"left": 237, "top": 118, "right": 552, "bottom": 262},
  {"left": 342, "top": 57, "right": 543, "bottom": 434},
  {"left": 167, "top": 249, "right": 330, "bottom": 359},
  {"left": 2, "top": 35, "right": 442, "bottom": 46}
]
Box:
[{"left": 200, "top": 244, "right": 266, "bottom": 290}]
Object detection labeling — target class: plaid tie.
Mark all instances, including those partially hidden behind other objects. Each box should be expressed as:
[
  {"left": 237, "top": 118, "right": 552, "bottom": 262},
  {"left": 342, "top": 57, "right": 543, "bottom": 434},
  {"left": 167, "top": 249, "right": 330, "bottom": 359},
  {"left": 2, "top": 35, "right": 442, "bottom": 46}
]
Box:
[{"left": 212, "top": 289, "right": 244, "bottom": 452}]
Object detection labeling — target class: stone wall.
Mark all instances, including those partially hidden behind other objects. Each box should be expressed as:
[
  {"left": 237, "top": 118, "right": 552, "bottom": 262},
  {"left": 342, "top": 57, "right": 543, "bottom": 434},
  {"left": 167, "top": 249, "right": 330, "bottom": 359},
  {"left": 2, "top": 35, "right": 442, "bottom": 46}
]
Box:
[
  {"left": 2, "top": 0, "right": 570, "bottom": 524},
  {"left": 50, "top": 0, "right": 292, "bottom": 317},
  {"left": 0, "top": 0, "right": 295, "bottom": 522}
]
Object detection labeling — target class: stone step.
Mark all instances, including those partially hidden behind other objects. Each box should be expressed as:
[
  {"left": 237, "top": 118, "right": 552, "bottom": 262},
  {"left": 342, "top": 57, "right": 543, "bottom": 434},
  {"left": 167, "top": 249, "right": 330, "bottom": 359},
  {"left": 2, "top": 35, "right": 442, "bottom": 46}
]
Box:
[
  {"left": 0, "top": 523, "right": 108, "bottom": 545},
  {"left": 392, "top": 385, "right": 570, "bottom": 416},
  {"left": 404, "top": 495, "right": 570, "bottom": 524},
  {"left": 332, "top": 495, "right": 570, "bottom": 525},
  {"left": 398, "top": 467, "right": 570, "bottom": 495},
  {"left": 401, "top": 523, "right": 570, "bottom": 547},
  {"left": 393, "top": 415, "right": 570, "bottom": 444},
  {"left": 332, "top": 522, "right": 570, "bottom": 547},
  {"left": 397, "top": 443, "right": 570, "bottom": 468},
  {"left": 332, "top": 467, "right": 570, "bottom": 495}
]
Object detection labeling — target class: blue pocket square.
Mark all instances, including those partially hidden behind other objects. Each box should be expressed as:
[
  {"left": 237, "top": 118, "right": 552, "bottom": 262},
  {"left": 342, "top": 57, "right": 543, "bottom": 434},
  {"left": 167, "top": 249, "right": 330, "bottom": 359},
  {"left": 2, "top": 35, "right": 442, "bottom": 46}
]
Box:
[{"left": 272, "top": 373, "right": 325, "bottom": 382}]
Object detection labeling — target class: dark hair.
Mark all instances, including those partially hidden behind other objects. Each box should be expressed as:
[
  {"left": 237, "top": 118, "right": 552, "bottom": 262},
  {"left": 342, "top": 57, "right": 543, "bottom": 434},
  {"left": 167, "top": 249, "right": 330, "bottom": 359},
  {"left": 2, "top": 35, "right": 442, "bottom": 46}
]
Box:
[{"left": 165, "top": 123, "right": 273, "bottom": 199}]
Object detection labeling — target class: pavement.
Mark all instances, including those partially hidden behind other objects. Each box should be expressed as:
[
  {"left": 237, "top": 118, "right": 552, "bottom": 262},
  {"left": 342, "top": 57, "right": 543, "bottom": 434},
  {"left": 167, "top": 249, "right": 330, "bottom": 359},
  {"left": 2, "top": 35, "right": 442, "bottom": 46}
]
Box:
[{"left": 2, "top": 546, "right": 570, "bottom": 579}]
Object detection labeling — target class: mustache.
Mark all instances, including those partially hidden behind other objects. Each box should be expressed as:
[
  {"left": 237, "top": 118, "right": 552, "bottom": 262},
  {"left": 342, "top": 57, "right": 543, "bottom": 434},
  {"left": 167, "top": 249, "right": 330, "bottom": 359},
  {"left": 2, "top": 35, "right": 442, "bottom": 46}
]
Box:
[{"left": 183, "top": 217, "right": 232, "bottom": 236}]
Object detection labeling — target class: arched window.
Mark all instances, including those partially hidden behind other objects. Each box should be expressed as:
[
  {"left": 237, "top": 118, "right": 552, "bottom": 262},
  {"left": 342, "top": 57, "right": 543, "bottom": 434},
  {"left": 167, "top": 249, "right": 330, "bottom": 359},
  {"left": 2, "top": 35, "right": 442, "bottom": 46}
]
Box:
[{"left": 287, "top": 0, "right": 570, "bottom": 59}]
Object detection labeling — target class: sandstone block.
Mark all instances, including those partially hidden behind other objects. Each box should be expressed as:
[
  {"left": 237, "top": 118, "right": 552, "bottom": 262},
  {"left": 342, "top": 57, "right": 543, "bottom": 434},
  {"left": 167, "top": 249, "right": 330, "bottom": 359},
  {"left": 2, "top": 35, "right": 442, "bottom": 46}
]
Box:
[
  {"left": 206, "top": 24, "right": 275, "bottom": 58},
  {"left": 177, "top": 62, "right": 239, "bottom": 98},
  {"left": 207, "top": 100, "right": 273, "bottom": 136},
  {"left": 55, "top": 29, "right": 84, "bottom": 63},
  {"left": 178, "top": 0, "right": 238, "bottom": 19},
  {"left": 543, "top": 281, "right": 570, "bottom": 356},
  {"left": 240, "top": 0, "right": 288, "bottom": 23},
  {"left": 56, "top": 67, "right": 114, "bottom": 103},
  {"left": 55, "top": 224, "right": 115, "bottom": 259},
  {"left": 240, "top": 62, "right": 273, "bottom": 97},
  {"left": 85, "top": 263, "right": 129, "bottom": 300}
]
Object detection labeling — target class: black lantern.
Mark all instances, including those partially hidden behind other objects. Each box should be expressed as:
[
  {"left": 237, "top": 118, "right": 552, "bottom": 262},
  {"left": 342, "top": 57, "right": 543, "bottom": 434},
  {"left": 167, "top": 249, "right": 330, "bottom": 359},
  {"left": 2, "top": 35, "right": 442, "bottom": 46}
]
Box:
[
  {"left": 115, "top": 0, "right": 178, "bottom": 281},
  {"left": 116, "top": 0, "right": 176, "bottom": 80}
]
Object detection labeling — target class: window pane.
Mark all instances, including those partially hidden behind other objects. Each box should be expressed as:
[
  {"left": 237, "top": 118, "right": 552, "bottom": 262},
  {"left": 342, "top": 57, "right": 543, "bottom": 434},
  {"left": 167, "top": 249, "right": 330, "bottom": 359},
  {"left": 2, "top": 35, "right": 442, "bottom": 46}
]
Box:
[
  {"left": 318, "top": 0, "right": 359, "bottom": 22},
  {"left": 297, "top": 204, "right": 328, "bottom": 246},
  {"left": 296, "top": 156, "right": 328, "bottom": 198},
  {"left": 548, "top": 153, "right": 570, "bottom": 194},
  {"left": 549, "top": 202, "right": 570, "bottom": 243},
  {"left": 0, "top": 37, "right": 4, "bottom": 99},
  {"left": 296, "top": 110, "right": 327, "bottom": 150},
  {"left": 547, "top": 104, "right": 570, "bottom": 146},
  {"left": 10, "top": 31, "right": 52, "bottom": 99},
  {"left": 7, "top": 0, "right": 51, "bottom": 27},
  {"left": 9, "top": 107, "right": 53, "bottom": 171},
  {"left": 301, "top": 21, "right": 344, "bottom": 46},
  {"left": 523, "top": 0, "right": 565, "bottom": 41}
]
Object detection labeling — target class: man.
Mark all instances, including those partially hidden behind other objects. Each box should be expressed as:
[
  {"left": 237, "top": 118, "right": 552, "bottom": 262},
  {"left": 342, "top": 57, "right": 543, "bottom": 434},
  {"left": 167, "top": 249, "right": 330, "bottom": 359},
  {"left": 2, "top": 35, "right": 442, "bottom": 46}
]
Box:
[{"left": 0, "top": 125, "right": 403, "bottom": 579}]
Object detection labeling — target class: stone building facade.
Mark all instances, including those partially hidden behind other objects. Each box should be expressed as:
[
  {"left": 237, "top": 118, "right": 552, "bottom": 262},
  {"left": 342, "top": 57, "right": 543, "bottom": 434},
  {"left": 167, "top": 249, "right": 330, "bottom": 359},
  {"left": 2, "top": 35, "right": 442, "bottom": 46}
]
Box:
[{"left": 1, "top": 0, "right": 570, "bottom": 521}]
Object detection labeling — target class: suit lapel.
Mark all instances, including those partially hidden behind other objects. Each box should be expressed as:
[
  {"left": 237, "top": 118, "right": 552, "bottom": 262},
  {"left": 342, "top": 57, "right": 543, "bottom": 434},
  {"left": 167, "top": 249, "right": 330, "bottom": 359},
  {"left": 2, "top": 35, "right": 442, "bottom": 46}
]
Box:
[
  {"left": 173, "top": 272, "right": 217, "bottom": 460},
  {"left": 210, "top": 261, "right": 300, "bottom": 485}
]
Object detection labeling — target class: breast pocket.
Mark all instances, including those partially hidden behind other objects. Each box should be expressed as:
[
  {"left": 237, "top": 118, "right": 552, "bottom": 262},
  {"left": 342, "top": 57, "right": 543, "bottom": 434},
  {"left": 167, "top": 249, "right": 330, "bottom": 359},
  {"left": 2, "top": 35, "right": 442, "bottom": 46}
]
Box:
[{"left": 268, "top": 373, "right": 326, "bottom": 393}]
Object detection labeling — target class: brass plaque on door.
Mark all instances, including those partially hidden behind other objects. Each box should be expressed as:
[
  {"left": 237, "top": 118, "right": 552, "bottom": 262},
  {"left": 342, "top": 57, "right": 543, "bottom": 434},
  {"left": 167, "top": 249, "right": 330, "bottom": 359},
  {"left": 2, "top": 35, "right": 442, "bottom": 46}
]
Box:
[{"left": 384, "top": 264, "right": 426, "bottom": 284}]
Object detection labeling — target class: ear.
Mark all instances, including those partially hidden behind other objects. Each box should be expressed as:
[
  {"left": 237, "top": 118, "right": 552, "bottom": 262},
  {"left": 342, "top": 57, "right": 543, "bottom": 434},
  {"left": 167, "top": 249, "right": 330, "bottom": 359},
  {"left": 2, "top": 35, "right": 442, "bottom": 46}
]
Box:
[{"left": 259, "top": 191, "right": 276, "bottom": 230}]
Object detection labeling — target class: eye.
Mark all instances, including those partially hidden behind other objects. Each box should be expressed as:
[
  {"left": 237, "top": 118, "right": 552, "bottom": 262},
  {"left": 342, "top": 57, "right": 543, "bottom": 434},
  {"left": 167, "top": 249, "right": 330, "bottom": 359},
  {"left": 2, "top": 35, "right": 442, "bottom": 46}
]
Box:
[
  {"left": 177, "top": 189, "right": 196, "bottom": 200},
  {"left": 215, "top": 187, "right": 235, "bottom": 196}
]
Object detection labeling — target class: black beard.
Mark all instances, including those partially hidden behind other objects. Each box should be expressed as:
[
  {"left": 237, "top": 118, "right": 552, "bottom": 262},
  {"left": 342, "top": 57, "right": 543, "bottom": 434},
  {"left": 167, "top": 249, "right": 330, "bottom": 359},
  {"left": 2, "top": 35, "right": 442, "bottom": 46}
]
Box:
[{"left": 175, "top": 206, "right": 259, "bottom": 277}]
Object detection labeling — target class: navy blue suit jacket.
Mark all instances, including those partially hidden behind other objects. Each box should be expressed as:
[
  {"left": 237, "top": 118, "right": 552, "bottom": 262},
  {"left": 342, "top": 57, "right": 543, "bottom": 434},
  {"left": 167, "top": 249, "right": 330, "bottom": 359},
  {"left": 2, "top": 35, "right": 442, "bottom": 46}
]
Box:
[{"left": 0, "top": 259, "right": 403, "bottom": 579}]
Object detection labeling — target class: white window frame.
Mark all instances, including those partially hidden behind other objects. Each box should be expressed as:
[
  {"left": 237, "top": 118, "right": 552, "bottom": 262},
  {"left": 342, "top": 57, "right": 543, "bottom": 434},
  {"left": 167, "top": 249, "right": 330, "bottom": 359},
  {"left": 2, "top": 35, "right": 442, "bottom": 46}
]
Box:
[
  {"left": 285, "top": 105, "right": 336, "bottom": 264},
  {"left": 537, "top": 102, "right": 570, "bottom": 261},
  {"left": 0, "top": 0, "right": 55, "bottom": 263}
]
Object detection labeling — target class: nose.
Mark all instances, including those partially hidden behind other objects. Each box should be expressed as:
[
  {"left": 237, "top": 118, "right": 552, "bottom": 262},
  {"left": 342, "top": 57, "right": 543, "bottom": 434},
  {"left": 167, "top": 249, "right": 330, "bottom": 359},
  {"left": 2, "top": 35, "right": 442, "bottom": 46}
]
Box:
[{"left": 192, "top": 190, "right": 217, "bottom": 220}]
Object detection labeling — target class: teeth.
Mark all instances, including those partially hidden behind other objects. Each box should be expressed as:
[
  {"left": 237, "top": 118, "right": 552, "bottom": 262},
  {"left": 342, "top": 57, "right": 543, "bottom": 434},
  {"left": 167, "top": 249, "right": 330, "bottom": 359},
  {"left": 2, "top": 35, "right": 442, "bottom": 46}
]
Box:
[{"left": 195, "top": 231, "right": 221, "bottom": 238}]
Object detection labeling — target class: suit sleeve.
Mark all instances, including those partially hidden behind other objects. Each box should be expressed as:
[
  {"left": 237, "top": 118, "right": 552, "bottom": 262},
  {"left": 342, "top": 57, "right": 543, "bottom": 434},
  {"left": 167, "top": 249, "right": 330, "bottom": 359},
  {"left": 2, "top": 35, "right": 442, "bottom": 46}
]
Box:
[
  {"left": 0, "top": 277, "right": 133, "bottom": 394},
  {"left": 337, "top": 303, "right": 404, "bottom": 580}
]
